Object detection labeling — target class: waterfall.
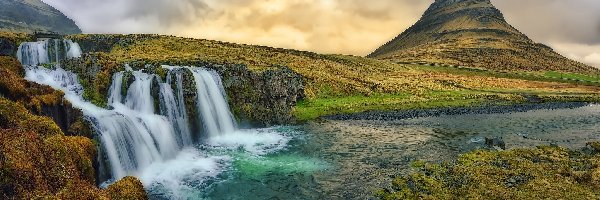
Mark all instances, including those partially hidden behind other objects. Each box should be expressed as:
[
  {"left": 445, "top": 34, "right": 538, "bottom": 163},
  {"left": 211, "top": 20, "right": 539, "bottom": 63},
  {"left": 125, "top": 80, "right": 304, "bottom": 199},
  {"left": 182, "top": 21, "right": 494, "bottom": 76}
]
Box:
[
  {"left": 64, "top": 39, "right": 83, "bottom": 59},
  {"left": 17, "top": 39, "right": 49, "bottom": 66},
  {"left": 190, "top": 68, "right": 237, "bottom": 137},
  {"left": 159, "top": 68, "right": 193, "bottom": 146},
  {"left": 17, "top": 40, "right": 240, "bottom": 183},
  {"left": 17, "top": 39, "right": 82, "bottom": 66}
]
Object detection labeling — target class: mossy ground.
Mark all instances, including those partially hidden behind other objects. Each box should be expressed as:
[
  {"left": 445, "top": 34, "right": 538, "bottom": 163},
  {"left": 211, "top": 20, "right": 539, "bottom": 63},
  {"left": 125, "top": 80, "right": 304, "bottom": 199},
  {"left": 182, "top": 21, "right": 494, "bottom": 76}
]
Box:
[
  {"left": 377, "top": 143, "right": 600, "bottom": 199},
  {"left": 0, "top": 31, "right": 31, "bottom": 45}
]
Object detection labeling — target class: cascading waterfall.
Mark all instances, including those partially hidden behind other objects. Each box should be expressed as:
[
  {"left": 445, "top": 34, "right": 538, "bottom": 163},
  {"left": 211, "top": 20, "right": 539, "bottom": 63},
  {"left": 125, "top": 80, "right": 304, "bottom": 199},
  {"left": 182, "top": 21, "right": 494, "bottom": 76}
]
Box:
[
  {"left": 17, "top": 39, "right": 241, "bottom": 178},
  {"left": 18, "top": 39, "right": 294, "bottom": 199}
]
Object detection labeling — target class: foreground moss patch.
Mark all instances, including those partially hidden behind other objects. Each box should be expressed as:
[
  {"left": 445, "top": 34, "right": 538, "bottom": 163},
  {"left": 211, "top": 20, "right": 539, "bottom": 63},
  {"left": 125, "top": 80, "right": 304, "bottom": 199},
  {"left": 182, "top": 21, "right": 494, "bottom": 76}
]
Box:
[{"left": 377, "top": 144, "right": 600, "bottom": 199}]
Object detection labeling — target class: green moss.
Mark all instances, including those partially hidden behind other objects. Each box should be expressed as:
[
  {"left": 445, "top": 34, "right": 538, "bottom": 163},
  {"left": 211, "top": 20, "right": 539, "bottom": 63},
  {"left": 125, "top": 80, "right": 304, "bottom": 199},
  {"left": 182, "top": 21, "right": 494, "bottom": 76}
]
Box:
[
  {"left": 377, "top": 144, "right": 600, "bottom": 199},
  {"left": 0, "top": 31, "right": 32, "bottom": 45}
]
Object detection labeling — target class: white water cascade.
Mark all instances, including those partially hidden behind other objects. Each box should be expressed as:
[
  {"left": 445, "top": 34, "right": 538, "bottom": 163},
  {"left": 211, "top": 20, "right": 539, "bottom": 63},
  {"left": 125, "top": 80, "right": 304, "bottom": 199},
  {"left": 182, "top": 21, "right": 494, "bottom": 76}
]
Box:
[
  {"left": 17, "top": 40, "right": 241, "bottom": 180},
  {"left": 17, "top": 39, "right": 82, "bottom": 66}
]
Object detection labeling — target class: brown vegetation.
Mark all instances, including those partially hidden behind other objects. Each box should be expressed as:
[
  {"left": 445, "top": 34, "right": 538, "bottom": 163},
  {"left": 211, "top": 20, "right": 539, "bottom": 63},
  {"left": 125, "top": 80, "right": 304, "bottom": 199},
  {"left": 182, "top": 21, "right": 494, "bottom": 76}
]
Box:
[{"left": 0, "top": 55, "right": 146, "bottom": 199}]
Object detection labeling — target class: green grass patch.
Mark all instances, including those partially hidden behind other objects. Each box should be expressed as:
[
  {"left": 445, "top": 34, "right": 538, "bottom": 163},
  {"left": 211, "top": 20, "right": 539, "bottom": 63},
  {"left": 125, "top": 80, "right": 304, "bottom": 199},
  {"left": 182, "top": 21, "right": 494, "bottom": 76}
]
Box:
[
  {"left": 543, "top": 71, "right": 600, "bottom": 82},
  {"left": 409, "top": 64, "right": 600, "bottom": 86},
  {"left": 293, "top": 91, "right": 507, "bottom": 121}
]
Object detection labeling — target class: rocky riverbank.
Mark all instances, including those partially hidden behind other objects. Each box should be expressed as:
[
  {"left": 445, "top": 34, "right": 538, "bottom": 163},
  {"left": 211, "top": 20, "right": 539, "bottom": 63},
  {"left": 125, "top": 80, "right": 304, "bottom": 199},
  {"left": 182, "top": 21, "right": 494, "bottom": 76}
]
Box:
[{"left": 324, "top": 102, "right": 591, "bottom": 121}]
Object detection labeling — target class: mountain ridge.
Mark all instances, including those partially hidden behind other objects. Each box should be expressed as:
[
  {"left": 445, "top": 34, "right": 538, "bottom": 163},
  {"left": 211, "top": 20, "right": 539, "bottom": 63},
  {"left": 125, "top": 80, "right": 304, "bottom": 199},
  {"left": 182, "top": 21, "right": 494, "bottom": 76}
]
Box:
[
  {"left": 0, "top": 0, "right": 81, "bottom": 34},
  {"left": 368, "top": 0, "right": 596, "bottom": 73}
]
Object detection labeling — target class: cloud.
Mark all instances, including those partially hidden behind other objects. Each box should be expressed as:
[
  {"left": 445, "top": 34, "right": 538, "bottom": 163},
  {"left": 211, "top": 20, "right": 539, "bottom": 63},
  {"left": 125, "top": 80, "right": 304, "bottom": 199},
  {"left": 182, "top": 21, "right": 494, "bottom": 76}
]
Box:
[
  {"left": 492, "top": 0, "right": 600, "bottom": 45},
  {"left": 41, "top": 0, "right": 599, "bottom": 68},
  {"left": 550, "top": 42, "right": 600, "bottom": 68},
  {"left": 170, "top": 0, "right": 433, "bottom": 55},
  {"left": 42, "top": 0, "right": 211, "bottom": 33},
  {"left": 584, "top": 53, "right": 600, "bottom": 67}
]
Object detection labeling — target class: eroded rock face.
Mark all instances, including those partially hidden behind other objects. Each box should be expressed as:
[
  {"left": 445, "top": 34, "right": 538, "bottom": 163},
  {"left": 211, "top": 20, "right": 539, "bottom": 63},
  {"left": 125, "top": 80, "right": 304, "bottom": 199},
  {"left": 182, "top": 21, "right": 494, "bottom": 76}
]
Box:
[
  {"left": 216, "top": 64, "right": 304, "bottom": 126},
  {"left": 180, "top": 62, "right": 304, "bottom": 127}
]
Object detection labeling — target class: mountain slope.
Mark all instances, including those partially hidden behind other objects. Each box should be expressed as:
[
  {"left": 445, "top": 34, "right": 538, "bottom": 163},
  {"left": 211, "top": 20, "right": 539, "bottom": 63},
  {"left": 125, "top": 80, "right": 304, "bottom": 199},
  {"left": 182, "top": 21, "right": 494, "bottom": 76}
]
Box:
[
  {"left": 368, "top": 0, "right": 595, "bottom": 73},
  {"left": 0, "top": 0, "right": 81, "bottom": 34}
]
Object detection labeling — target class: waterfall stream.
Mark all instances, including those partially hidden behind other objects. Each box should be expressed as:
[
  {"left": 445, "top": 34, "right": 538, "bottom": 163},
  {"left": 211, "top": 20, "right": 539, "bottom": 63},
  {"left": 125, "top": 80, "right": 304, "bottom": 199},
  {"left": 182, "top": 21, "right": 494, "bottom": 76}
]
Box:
[
  {"left": 17, "top": 39, "right": 295, "bottom": 199},
  {"left": 18, "top": 39, "right": 238, "bottom": 178}
]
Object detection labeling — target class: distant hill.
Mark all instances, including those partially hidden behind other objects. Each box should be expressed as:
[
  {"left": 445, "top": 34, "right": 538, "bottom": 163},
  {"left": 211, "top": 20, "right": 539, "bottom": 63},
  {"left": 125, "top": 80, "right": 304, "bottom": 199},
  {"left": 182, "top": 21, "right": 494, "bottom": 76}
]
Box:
[
  {"left": 368, "top": 0, "right": 595, "bottom": 73},
  {"left": 0, "top": 0, "right": 81, "bottom": 34}
]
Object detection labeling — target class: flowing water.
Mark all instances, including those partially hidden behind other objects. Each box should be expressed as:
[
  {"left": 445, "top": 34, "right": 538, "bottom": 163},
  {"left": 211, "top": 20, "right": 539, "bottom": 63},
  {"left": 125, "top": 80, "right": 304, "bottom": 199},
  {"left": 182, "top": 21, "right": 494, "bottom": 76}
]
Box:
[{"left": 17, "top": 40, "right": 600, "bottom": 199}]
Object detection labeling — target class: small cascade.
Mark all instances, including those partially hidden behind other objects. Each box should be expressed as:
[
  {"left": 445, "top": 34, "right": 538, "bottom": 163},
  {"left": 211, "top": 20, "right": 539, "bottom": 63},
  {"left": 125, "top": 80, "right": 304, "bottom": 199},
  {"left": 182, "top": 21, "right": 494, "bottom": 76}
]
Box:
[
  {"left": 159, "top": 68, "right": 193, "bottom": 146},
  {"left": 17, "top": 39, "right": 82, "bottom": 66},
  {"left": 16, "top": 40, "right": 243, "bottom": 183},
  {"left": 107, "top": 72, "right": 124, "bottom": 105},
  {"left": 17, "top": 40, "right": 50, "bottom": 66},
  {"left": 189, "top": 68, "right": 237, "bottom": 137},
  {"left": 64, "top": 39, "right": 83, "bottom": 59}
]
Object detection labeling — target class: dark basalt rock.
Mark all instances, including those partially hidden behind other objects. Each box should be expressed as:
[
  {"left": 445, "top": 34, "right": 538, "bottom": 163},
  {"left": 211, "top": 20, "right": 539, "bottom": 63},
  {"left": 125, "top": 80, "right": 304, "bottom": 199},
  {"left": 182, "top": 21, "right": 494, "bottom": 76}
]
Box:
[
  {"left": 41, "top": 100, "right": 93, "bottom": 138},
  {"left": 198, "top": 63, "right": 305, "bottom": 127},
  {"left": 0, "top": 38, "right": 15, "bottom": 56},
  {"left": 485, "top": 137, "right": 506, "bottom": 150}
]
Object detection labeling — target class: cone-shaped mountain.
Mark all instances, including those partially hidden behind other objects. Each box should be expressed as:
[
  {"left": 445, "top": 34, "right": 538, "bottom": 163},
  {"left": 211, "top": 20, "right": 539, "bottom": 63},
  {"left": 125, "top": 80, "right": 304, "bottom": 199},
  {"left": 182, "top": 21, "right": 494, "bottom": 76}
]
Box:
[{"left": 369, "top": 0, "right": 595, "bottom": 72}]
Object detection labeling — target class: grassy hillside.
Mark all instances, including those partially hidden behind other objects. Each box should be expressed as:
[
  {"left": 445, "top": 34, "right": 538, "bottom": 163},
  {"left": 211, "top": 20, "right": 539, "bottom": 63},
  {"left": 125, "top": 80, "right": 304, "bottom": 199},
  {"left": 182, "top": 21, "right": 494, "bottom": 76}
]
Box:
[
  {"left": 67, "top": 34, "right": 600, "bottom": 121},
  {"left": 0, "top": 0, "right": 80, "bottom": 34}
]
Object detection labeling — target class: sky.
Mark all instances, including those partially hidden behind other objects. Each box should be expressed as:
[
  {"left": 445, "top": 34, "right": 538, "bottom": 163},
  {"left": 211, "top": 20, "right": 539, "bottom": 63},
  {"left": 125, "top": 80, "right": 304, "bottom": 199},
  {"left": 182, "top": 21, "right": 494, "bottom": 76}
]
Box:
[{"left": 41, "top": 0, "right": 600, "bottom": 68}]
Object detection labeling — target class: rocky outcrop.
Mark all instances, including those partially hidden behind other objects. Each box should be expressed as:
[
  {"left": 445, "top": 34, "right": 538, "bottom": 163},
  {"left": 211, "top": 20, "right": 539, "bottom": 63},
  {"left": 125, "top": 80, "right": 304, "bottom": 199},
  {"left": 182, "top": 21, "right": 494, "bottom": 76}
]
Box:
[
  {"left": 0, "top": 56, "right": 92, "bottom": 138},
  {"left": 212, "top": 64, "right": 304, "bottom": 127},
  {"left": 0, "top": 38, "right": 15, "bottom": 56},
  {"left": 369, "top": 0, "right": 596, "bottom": 73}
]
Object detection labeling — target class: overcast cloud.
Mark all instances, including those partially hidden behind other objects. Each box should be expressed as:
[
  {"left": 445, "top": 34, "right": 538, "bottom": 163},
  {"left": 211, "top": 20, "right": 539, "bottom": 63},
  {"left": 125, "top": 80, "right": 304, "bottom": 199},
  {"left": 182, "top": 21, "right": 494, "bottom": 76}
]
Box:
[{"left": 42, "top": 0, "right": 600, "bottom": 68}]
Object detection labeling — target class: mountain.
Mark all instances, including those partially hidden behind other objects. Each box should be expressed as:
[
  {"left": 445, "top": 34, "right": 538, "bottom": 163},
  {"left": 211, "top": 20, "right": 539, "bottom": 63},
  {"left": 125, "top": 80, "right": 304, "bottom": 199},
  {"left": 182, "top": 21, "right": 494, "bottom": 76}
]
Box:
[
  {"left": 0, "top": 0, "right": 81, "bottom": 34},
  {"left": 368, "top": 0, "right": 595, "bottom": 73}
]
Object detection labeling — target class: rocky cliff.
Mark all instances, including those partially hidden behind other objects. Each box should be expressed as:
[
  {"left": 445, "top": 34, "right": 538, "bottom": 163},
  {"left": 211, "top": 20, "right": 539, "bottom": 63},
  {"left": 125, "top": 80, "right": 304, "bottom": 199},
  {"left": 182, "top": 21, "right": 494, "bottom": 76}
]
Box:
[
  {"left": 0, "top": 0, "right": 81, "bottom": 34},
  {"left": 369, "top": 0, "right": 596, "bottom": 73}
]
